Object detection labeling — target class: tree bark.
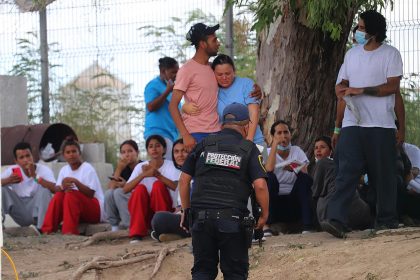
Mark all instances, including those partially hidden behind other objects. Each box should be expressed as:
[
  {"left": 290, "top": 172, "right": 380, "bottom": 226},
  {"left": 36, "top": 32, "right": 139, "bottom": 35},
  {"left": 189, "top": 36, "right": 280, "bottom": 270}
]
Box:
[{"left": 257, "top": 8, "right": 357, "bottom": 155}]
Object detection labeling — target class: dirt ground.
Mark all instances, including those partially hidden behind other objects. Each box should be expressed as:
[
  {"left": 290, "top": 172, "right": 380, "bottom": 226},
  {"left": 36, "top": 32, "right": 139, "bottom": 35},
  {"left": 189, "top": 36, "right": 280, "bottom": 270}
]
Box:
[{"left": 2, "top": 227, "right": 420, "bottom": 280}]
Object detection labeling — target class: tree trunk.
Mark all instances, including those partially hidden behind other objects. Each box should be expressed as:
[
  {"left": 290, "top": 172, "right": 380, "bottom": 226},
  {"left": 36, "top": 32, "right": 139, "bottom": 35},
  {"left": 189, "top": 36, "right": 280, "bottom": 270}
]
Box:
[{"left": 257, "top": 8, "right": 356, "bottom": 155}]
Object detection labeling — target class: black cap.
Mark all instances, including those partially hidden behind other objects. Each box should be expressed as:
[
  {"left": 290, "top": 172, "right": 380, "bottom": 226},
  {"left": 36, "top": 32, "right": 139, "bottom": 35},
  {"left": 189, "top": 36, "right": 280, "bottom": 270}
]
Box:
[
  {"left": 186, "top": 23, "right": 220, "bottom": 45},
  {"left": 222, "top": 103, "right": 250, "bottom": 124}
]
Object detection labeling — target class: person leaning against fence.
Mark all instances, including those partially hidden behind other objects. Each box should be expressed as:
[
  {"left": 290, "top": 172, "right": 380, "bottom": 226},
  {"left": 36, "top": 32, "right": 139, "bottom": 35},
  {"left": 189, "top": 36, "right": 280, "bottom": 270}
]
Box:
[
  {"left": 41, "top": 139, "right": 105, "bottom": 235},
  {"left": 1, "top": 142, "right": 56, "bottom": 233}
]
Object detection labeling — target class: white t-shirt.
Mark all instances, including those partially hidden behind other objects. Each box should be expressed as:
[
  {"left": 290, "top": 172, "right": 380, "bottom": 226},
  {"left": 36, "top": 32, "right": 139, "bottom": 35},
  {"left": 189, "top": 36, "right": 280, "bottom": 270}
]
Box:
[
  {"left": 404, "top": 143, "right": 420, "bottom": 193},
  {"left": 339, "top": 44, "right": 403, "bottom": 128},
  {"left": 127, "top": 160, "right": 181, "bottom": 208},
  {"left": 267, "top": 146, "right": 309, "bottom": 195},
  {"left": 56, "top": 162, "right": 105, "bottom": 221},
  {"left": 1, "top": 164, "right": 56, "bottom": 198}
]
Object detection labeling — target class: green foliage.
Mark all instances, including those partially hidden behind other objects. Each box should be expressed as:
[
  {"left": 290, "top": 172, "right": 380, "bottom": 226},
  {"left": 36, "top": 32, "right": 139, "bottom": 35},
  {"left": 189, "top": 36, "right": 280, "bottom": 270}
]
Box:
[
  {"left": 137, "top": 8, "right": 257, "bottom": 79},
  {"left": 9, "top": 32, "right": 60, "bottom": 124},
  {"left": 52, "top": 74, "right": 143, "bottom": 166},
  {"left": 229, "top": 0, "right": 393, "bottom": 40},
  {"left": 401, "top": 75, "right": 420, "bottom": 146}
]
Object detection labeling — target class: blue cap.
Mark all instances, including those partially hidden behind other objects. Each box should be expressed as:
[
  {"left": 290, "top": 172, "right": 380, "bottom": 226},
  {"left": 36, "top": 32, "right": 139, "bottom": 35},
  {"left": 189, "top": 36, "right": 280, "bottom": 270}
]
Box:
[{"left": 222, "top": 103, "right": 250, "bottom": 124}]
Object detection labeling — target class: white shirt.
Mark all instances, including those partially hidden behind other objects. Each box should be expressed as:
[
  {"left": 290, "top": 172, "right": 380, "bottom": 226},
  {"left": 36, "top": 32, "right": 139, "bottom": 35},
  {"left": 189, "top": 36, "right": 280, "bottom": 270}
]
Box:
[
  {"left": 340, "top": 44, "right": 403, "bottom": 128},
  {"left": 1, "top": 164, "right": 56, "bottom": 198},
  {"left": 404, "top": 143, "right": 420, "bottom": 193},
  {"left": 267, "top": 146, "right": 309, "bottom": 195},
  {"left": 127, "top": 160, "right": 180, "bottom": 208},
  {"left": 56, "top": 162, "right": 105, "bottom": 221}
]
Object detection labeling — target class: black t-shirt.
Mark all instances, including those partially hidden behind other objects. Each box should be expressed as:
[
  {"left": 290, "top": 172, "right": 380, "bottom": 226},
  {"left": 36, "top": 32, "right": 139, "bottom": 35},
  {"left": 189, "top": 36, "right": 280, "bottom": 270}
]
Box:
[
  {"left": 119, "top": 160, "right": 142, "bottom": 181},
  {"left": 181, "top": 128, "right": 267, "bottom": 182}
]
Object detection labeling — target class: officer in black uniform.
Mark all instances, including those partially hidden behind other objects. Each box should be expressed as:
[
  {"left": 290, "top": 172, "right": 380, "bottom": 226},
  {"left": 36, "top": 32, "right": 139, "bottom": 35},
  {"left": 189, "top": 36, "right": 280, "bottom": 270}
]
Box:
[{"left": 179, "top": 103, "right": 269, "bottom": 280}]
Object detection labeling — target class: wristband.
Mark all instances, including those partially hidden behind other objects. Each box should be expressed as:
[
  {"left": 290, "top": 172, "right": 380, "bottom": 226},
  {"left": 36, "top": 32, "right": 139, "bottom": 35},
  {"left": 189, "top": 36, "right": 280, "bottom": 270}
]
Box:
[
  {"left": 334, "top": 127, "right": 341, "bottom": 135},
  {"left": 34, "top": 176, "right": 43, "bottom": 184}
]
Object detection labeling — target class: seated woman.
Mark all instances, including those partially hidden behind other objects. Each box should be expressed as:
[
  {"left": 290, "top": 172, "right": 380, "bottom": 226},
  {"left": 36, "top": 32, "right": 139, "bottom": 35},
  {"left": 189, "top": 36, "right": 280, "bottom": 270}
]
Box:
[
  {"left": 104, "top": 140, "right": 141, "bottom": 231},
  {"left": 264, "top": 120, "right": 314, "bottom": 235},
  {"left": 312, "top": 136, "right": 371, "bottom": 230},
  {"left": 123, "top": 135, "right": 179, "bottom": 243},
  {"left": 151, "top": 139, "right": 190, "bottom": 242},
  {"left": 41, "top": 139, "right": 105, "bottom": 235}
]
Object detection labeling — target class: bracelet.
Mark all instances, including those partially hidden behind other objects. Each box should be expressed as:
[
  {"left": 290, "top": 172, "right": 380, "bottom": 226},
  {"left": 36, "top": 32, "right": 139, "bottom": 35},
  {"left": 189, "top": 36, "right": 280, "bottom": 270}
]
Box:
[
  {"left": 34, "top": 176, "right": 43, "bottom": 184},
  {"left": 334, "top": 127, "right": 341, "bottom": 135}
]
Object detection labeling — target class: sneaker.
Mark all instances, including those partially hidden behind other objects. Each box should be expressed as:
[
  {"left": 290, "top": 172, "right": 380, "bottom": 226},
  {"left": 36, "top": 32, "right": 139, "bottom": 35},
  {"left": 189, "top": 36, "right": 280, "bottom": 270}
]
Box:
[
  {"left": 29, "top": 224, "right": 42, "bottom": 236},
  {"left": 111, "top": 226, "right": 119, "bottom": 232},
  {"left": 321, "top": 220, "right": 347, "bottom": 239},
  {"left": 252, "top": 236, "right": 266, "bottom": 244},
  {"left": 301, "top": 230, "right": 315, "bottom": 234},
  {"left": 159, "top": 233, "right": 183, "bottom": 242},
  {"left": 129, "top": 235, "right": 142, "bottom": 244},
  {"left": 150, "top": 231, "right": 159, "bottom": 242}
]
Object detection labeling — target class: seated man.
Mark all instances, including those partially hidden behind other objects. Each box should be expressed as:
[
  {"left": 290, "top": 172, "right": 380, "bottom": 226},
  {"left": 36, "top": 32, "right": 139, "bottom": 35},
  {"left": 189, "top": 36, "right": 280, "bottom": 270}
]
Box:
[
  {"left": 264, "top": 120, "right": 314, "bottom": 234},
  {"left": 1, "top": 142, "right": 56, "bottom": 231}
]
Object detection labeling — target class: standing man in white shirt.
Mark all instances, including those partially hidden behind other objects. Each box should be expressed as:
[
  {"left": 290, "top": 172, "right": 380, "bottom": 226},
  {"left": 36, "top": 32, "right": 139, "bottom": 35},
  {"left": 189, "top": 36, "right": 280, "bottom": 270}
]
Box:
[
  {"left": 323, "top": 10, "right": 404, "bottom": 238},
  {"left": 1, "top": 142, "right": 56, "bottom": 231}
]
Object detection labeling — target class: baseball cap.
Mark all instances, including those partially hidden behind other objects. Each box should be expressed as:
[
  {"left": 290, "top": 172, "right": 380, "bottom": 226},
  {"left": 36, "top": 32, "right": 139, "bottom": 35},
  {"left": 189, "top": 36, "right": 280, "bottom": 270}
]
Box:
[
  {"left": 186, "top": 23, "right": 220, "bottom": 45},
  {"left": 222, "top": 103, "right": 250, "bottom": 124}
]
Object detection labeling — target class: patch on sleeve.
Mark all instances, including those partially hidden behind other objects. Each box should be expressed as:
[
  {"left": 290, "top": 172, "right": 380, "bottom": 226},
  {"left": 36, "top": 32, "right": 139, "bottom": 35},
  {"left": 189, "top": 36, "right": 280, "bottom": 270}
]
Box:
[
  {"left": 205, "top": 152, "right": 242, "bottom": 169},
  {"left": 258, "top": 155, "right": 266, "bottom": 173}
]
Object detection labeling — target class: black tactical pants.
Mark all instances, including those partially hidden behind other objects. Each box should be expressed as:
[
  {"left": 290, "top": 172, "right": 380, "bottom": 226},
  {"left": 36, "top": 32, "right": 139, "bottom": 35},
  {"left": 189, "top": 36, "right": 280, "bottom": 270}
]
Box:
[{"left": 191, "top": 216, "right": 248, "bottom": 280}]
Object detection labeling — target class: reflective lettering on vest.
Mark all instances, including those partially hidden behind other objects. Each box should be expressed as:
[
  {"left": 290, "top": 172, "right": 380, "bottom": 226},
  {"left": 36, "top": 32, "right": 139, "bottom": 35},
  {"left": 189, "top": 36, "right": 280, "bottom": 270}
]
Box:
[{"left": 205, "top": 152, "right": 242, "bottom": 170}]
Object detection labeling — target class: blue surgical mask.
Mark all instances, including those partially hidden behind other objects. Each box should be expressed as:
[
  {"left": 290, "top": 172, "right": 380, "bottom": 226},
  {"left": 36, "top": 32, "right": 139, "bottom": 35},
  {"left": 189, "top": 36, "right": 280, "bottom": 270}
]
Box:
[
  {"left": 355, "top": 30, "right": 369, "bottom": 45},
  {"left": 277, "top": 143, "right": 291, "bottom": 151}
]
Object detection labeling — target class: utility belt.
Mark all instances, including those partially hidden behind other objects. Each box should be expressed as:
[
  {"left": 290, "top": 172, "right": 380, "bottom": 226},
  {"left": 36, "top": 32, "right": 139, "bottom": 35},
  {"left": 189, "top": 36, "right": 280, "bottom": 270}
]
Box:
[
  {"left": 191, "top": 208, "right": 255, "bottom": 248},
  {"left": 191, "top": 208, "right": 246, "bottom": 221}
]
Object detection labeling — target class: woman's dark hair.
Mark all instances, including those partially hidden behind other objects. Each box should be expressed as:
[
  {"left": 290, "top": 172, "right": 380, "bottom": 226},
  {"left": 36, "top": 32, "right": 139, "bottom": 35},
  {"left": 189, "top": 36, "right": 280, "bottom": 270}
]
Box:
[
  {"left": 314, "top": 136, "right": 333, "bottom": 151},
  {"left": 270, "top": 120, "right": 291, "bottom": 136},
  {"left": 211, "top": 54, "right": 235, "bottom": 71},
  {"left": 120, "top": 139, "right": 139, "bottom": 153},
  {"left": 172, "top": 138, "right": 184, "bottom": 169},
  {"left": 61, "top": 139, "right": 81, "bottom": 154},
  {"left": 158, "top": 57, "right": 178, "bottom": 70},
  {"left": 146, "top": 135, "right": 167, "bottom": 156},
  {"left": 360, "top": 10, "right": 387, "bottom": 43}
]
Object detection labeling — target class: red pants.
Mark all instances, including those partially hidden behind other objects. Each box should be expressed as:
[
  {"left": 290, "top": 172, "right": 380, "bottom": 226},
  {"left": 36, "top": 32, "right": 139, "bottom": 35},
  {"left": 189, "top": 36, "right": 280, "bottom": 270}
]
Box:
[
  {"left": 128, "top": 180, "right": 173, "bottom": 237},
  {"left": 41, "top": 190, "right": 100, "bottom": 235}
]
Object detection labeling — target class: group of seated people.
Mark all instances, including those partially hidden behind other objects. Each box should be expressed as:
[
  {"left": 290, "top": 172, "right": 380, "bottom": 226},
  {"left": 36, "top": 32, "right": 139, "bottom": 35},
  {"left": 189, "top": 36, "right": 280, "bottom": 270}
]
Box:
[{"left": 2, "top": 125, "right": 419, "bottom": 243}]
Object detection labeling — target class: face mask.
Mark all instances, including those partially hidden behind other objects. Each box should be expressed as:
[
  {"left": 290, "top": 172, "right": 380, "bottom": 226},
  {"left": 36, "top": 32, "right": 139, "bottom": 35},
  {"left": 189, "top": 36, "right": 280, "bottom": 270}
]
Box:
[
  {"left": 277, "top": 143, "right": 291, "bottom": 151},
  {"left": 354, "top": 30, "right": 370, "bottom": 45}
]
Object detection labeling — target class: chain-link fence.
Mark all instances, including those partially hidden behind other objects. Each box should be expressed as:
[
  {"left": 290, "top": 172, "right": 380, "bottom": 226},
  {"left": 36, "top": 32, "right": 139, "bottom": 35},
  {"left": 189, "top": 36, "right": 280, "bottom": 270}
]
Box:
[{"left": 1, "top": 0, "right": 419, "bottom": 159}]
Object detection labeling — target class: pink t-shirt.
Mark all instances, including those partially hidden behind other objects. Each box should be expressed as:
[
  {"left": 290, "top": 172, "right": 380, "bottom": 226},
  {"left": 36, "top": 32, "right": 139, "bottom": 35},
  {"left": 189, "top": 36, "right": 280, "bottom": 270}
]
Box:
[{"left": 174, "top": 59, "right": 221, "bottom": 133}]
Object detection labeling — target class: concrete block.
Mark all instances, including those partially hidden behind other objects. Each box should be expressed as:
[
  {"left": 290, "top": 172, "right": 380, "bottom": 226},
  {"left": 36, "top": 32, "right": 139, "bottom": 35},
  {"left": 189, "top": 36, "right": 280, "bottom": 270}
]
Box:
[
  {"left": 0, "top": 75, "right": 28, "bottom": 127},
  {"left": 81, "top": 143, "right": 106, "bottom": 163}
]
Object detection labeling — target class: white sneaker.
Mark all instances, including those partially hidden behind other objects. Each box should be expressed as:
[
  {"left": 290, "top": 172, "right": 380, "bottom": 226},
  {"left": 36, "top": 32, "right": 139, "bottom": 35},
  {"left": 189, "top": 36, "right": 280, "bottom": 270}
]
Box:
[
  {"left": 29, "top": 224, "right": 41, "bottom": 236},
  {"left": 111, "top": 226, "right": 119, "bottom": 232}
]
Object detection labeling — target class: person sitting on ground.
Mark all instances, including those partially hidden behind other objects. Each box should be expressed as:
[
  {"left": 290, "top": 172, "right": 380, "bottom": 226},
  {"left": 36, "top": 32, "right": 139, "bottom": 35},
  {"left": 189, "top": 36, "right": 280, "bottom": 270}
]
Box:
[
  {"left": 150, "top": 139, "right": 191, "bottom": 242},
  {"left": 41, "top": 139, "right": 105, "bottom": 235},
  {"left": 1, "top": 142, "right": 56, "bottom": 232},
  {"left": 403, "top": 143, "right": 420, "bottom": 195},
  {"left": 104, "top": 140, "right": 142, "bottom": 232},
  {"left": 310, "top": 136, "right": 371, "bottom": 230},
  {"left": 123, "top": 135, "right": 180, "bottom": 243},
  {"left": 263, "top": 120, "right": 314, "bottom": 235}
]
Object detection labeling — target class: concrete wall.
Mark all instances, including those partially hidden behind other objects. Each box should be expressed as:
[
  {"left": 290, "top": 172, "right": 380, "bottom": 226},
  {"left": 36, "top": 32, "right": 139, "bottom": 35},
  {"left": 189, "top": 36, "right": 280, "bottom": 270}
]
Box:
[{"left": 0, "top": 75, "right": 28, "bottom": 127}]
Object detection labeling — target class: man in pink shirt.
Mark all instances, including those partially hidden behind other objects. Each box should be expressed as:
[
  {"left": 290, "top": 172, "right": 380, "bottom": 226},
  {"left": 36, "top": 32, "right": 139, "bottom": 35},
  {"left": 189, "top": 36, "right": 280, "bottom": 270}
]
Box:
[{"left": 169, "top": 23, "right": 221, "bottom": 152}]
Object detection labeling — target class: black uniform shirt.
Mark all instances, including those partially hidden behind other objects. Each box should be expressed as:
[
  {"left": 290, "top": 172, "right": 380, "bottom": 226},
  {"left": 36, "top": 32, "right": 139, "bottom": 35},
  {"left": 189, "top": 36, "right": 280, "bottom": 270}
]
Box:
[{"left": 182, "top": 128, "right": 267, "bottom": 182}]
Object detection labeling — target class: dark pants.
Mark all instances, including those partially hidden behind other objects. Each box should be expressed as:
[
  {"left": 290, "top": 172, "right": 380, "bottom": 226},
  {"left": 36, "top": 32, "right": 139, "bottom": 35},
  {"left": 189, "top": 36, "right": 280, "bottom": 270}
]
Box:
[
  {"left": 151, "top": 211, "right": 190, "bottom": 238},
  {"left": 327, "top": 126, "right": 398, "bottom": 227},
  {"left": 267, "top": 172, "right": 314, "bottom": 230},
  {"left": 191, "top": 213, "right": 248, "bottom": 280}
]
